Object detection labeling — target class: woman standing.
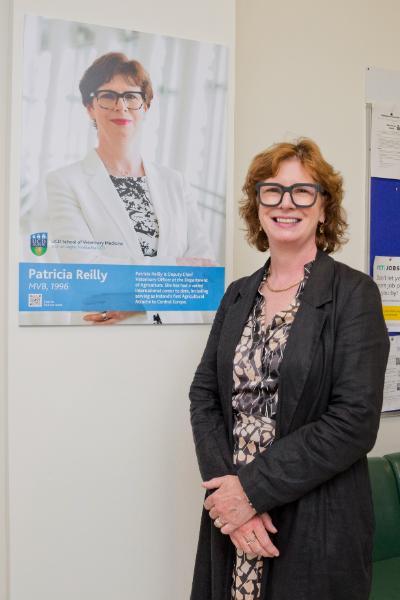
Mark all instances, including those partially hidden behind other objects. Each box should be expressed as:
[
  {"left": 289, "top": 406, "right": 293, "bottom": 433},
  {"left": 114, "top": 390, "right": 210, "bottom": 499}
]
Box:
[
  {"left": 190, "top": 139, "right": 389, "bottom": 599},
  {"left": 47, "top": 52, "right": 214, "bottom": 324}
]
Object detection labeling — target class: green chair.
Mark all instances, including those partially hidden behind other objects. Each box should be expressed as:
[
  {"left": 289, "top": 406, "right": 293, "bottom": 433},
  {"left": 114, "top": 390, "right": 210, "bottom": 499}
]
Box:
[{"left": 368, "top": 453, "right": 400, "bottom": 600}]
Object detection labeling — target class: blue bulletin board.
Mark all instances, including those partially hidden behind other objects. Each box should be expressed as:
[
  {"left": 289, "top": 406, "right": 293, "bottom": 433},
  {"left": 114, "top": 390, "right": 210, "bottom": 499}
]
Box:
[
  {"left": 366, "top": 67, "right": 400, "bottom": 281},
  {"left": 369, "top": 177, "right": 400, "bottom": 276},
  {"left": 370, "top": 183, "right": 400, "bottom": 413},
  {"left": 366, "top": 69, "right": 400, "bottom": 412}
]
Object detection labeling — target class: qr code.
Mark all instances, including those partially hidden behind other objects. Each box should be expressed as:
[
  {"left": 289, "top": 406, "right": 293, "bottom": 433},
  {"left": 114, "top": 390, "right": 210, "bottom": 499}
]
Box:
[{"left": 28, "top": 294, "right": 42, "bottom": 307}]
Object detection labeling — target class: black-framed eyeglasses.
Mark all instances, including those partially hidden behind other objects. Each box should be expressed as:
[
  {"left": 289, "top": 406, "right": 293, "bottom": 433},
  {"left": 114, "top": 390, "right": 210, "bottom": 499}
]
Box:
[
  {"left": 255, "top": 182, "right": 325, "bottom": 208},
  {"left": 89, "top": 89, "right": 146, "bottom": 110}
]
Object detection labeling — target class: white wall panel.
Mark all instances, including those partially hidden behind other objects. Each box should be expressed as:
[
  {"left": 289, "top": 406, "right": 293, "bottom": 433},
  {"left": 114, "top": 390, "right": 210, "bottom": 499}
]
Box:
[{"left": 6, "top": 2, "right": 234, "bottom": 599}]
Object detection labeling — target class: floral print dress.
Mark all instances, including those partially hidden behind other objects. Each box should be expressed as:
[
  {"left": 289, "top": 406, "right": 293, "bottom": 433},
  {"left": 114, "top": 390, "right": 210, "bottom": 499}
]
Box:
[
  {"left": 110, "top": 175, "right": 159, "bottom": 257},
  {"left": 231, "top": 262, "right": 313, "bottom": 600}
]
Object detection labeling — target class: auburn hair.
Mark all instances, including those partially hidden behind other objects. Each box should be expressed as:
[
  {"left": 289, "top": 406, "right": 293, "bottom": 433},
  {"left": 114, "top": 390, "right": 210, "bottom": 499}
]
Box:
[
  {"left": 79, "top": 52, "right": 153, "bottom": 109},
  {"left": 240, "top": 138, "right": 348, "bottom": 253}
]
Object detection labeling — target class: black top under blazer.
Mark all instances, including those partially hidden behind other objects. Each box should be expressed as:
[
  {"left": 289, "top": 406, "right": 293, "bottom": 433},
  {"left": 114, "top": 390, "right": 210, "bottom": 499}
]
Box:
[{"left": 190, "top": 250, "right": 389, "bottom": 600}]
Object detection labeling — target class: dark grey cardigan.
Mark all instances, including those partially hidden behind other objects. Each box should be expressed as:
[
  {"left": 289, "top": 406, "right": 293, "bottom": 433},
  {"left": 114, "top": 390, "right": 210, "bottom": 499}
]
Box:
[{"left": 190, "top": 250, "right": 389, "bottom": 600}]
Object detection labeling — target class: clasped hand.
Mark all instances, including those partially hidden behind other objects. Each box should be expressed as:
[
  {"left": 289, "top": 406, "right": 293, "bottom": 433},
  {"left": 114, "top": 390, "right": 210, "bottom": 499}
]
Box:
[{"left": 203, "top": 475, "right": 279, "bottom": 558}]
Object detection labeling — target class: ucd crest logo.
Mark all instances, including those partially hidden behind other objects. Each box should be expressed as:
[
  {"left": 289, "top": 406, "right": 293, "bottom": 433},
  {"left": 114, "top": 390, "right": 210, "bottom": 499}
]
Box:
[{"left": 30, "top": 232, "right": 48, "bottom": 256}]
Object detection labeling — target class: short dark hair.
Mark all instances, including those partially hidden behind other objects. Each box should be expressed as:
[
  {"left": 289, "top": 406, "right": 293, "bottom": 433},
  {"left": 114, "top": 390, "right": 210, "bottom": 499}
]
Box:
[
  {"left": 79, "top": 52, "right": 153, "bottom": 109},
  {"left": 240, "top": 138, "right": 348, "bottom": 254}
]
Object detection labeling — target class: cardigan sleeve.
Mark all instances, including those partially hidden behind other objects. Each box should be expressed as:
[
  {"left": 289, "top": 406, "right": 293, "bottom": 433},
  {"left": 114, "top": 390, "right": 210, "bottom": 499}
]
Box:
[
  {"left": 190, "top": 282, "right": 237, "bottom": 481},
  {"left": 237, "top": 275, "right": 389, "bottom": 513}
]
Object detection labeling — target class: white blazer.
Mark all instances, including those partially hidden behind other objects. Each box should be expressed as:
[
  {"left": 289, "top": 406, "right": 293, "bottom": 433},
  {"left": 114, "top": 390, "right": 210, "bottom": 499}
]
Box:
[
  {"left": 47, "top": 149, "right": 214, "bottom": 265},
  {"left": 46, "top": 149, "right": 216, "bottom": 324}
]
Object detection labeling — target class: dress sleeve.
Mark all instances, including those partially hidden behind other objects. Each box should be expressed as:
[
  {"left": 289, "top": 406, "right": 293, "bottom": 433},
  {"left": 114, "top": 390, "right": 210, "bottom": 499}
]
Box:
[
  {"left": 237, "top": 275, "right": 389, "bottom": 513},
  {"left": 190, "top": 282, "right": 237, "bottom": 481}
]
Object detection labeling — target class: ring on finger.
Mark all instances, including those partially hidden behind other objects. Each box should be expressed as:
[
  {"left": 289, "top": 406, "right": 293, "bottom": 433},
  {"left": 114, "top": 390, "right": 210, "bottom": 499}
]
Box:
[
  {"left": 214, "top": 517, "right": 224, "bottom": 528},
  {"left": 245, "top": 535, "right": 257, "bottom": 544},
  {"left": 102, "top": 311, "right": 108, "bottom": 321}
]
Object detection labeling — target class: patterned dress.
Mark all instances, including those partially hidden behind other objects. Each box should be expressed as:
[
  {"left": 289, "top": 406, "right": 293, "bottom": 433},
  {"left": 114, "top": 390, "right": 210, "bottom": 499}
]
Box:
[
  {"left": 231, "top": 262, "right": 313, "bottom": 600},
  {"left": 110, "top": 175, "right": 159, "bottom": 257}
]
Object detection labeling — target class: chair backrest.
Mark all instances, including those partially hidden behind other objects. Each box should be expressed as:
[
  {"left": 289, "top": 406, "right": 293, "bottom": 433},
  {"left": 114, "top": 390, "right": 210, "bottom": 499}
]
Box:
[
  {"left": 385, "top": 452, "right": 400, "bottom": 497},
  {"left": 368, "top": 455, "right": 400, "bottom": 562}
]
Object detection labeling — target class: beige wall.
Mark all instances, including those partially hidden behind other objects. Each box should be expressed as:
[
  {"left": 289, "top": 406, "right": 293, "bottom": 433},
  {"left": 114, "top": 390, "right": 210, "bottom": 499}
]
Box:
[
  {"left": 1, "top": 2, "right": 399, "bottom": 600},
  {"left": 4, "top": 2, "right": 234, "bottom": 600},
  {"left": 234, "top": 0, "right": 400, "bottom": 456},
  {"left": 0, "top": 1, "right": 10, "bottom": 598}
]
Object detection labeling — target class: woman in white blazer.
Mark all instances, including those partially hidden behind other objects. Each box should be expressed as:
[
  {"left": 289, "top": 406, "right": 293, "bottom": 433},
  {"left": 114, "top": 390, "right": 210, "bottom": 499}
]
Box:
[{"left": 47, "top": 52, "right": 214, "bottom": 325}]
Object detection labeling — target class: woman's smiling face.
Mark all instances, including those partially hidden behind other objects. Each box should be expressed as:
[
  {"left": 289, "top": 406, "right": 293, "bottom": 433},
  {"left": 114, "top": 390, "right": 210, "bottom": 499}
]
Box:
[
  {"left": 87, "top": 74, "right": 147, "bottom": 141},
  {"left": 257, "top": 157, "right": 325, "bottom": 252}
]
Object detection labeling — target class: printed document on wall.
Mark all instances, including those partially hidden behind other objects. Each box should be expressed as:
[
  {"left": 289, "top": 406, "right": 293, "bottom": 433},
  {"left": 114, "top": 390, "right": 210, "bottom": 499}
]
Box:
[
  {"left": 371, "top": 103, "right": 400, "bottom": 179},
  {"left": 382, "top": 336, "right": 400, "bottom": 413},
  {"left": 373, "top": 256, "right": 400, "bottom": 332}
]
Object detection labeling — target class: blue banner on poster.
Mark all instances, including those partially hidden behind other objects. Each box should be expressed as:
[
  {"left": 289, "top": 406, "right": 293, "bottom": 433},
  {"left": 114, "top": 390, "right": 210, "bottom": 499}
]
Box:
[{"left": 19, "top": 263, "right": 225, "bottom": 312}]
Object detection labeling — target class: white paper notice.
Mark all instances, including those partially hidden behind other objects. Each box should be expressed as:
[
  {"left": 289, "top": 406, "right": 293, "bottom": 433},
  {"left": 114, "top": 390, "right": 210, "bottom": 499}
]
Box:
[
  {"left": 371, "top": 103, "right": 400, "bottom": 179},
  {"left": 382, "top": 336, "right": 400, "bottom": 412},
  {"left": 373, "top": 256, "right": 400, "bottom": 332}
]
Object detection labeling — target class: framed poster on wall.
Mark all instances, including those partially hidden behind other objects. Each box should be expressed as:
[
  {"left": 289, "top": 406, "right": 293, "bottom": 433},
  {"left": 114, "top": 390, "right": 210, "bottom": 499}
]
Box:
[{"left": 18, "top": 15, "right": 228, "bottom": 326}]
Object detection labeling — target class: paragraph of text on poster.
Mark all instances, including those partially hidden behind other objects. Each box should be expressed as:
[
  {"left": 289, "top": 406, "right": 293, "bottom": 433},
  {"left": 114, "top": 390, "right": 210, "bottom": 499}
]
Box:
[{"left": 19, "top": 263, "right": 225, "bottom": 312}]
